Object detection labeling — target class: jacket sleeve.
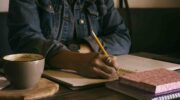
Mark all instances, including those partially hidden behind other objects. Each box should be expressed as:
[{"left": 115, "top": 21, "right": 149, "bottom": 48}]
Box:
[
  {"left": 87, "top": 0, "right": 131, "bottom": 55},
  {"left": 8, "top": 0, "right": 68, "bottom": 65},
  {"left": 101, "top": 0, "right": 131, "bottom": 55}
]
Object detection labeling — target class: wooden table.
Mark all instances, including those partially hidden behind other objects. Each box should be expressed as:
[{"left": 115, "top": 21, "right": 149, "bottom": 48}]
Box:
[
  {"left": 1, "top": 52, "right": 180, "bottom": 100},
  {"left": 41, "top": 85, "right": 135, "bottom": 100},
  {"left": 39, "top": 52, "right": 180, "bottom": 100}
]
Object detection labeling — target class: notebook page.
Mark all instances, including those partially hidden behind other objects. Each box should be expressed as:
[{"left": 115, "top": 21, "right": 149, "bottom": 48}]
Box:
[
  {"left": 116, "top": 55, "right": 180, "bottom": 73},
  {"left": 43, "top": 70, "right": 115, "bottom": 87}
]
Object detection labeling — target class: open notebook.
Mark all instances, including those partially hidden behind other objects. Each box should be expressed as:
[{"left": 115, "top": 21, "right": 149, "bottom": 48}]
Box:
[
  {"left": 43, "top": 55, "right": 180, "bottom": 90},
  {"left": 116, "top": 55, "right": 180, "bottom": 75},
  {"left": 43, "top": 70, "right": 114, "bottom": 90}
]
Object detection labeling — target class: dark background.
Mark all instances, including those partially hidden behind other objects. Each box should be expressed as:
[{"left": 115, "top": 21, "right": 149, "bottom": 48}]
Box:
[
  {"left": 0, "top": 8, "right": 180, "bottom": 58},
  {"left": 0, "top": 13, "right": 11, "bottom": 57},
  {"left": 120, "top": 8, "right": 180, "bottom": 54}
]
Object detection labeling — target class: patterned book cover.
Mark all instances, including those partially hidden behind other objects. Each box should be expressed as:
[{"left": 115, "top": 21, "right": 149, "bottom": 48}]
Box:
[
  {"left": 119, "top": 68, "right": 180, "bottom": 94},
  {"left": 106, "top": 80, "right": 180, "bottom": 100}
]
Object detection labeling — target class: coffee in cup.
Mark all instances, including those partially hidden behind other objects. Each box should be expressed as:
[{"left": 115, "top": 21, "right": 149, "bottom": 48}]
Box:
[{"left": 3, "top": 53, "right": 44, "bottom": 89}]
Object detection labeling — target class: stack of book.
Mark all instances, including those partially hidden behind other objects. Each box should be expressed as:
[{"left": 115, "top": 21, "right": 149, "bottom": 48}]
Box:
[{"left": 106, "top": 68, "right": 180, "bottom": 100}]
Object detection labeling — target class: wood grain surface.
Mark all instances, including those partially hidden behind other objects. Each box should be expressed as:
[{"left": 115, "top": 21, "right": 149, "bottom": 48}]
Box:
[{"left": 0, "top": 78, "right": 59, "bottom": 100}]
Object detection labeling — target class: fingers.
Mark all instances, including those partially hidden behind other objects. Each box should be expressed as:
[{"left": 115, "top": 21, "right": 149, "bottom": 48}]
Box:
[
  {"left": 103, "top": 56, "right": 112, "bottom": 66},
  {"left": 96, "top": 54, "right": 118, "bottom": 69},
  {"left": 105, "top": 56, "right": 118, "bottom": 67},
  {"left": 93, "top": 67, "right": 111, "bottom": 79},
  {"left": 92, "top": 57, "right": 118, "bottom": 79},
  {"left": 93, "top": 58, "right": 113, "bottom": 73},
  {"left": 77, "top": 53, "right": 118, "bottom": 79},
  {"left": 93, "top": 67, "right": 118, "bottom": 79}
]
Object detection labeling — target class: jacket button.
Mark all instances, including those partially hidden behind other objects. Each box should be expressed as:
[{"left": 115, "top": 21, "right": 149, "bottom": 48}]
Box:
[
  {"left": 49, "top": 5, "right": 53, "bottom": 10},
  {"left": 79, "top": 19, "right": 85, "bottom": 24}
]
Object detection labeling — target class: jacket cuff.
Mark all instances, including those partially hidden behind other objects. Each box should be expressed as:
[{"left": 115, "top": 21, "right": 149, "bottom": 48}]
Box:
[{"left": 83, "top": 36, "right": 100, "bottom": 52}]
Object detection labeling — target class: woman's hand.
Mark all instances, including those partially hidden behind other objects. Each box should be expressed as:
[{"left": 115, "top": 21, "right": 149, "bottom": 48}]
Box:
[
  {"left": 50, "top": 50, "right": 118, "bottom": 79},
  {"left": 75, "top": 54, "right": 118, "bottom": 79}
]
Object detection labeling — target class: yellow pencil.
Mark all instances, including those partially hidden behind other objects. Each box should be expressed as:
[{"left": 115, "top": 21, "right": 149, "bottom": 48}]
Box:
[
  {"left": 91, "top": 30, "right": 109, "bottom": 57},
  {"left": 91, "top": 30, "right": 119, "bottom": 71}
]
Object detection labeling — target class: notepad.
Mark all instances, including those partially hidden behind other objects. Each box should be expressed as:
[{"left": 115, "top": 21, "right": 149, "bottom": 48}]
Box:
[
  {"left": 43, "top": 55, "right": 180, "bottom": 90},
  {"left": 43, "top": 70, "right": 115, "bottom": 90}
]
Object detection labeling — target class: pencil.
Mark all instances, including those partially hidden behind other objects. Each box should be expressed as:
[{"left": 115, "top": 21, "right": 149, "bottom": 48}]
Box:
[
  {"left": 91, "top": 30, "right": 109, "bottom": 57},
  {"left": 91, "top": 30, "right": 119, "bottom": 71}
]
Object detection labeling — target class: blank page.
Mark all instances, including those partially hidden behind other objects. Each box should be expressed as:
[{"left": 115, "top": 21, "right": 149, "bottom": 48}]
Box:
[{"left": 117, "top": 55, "right": 180, "bottom": 73}]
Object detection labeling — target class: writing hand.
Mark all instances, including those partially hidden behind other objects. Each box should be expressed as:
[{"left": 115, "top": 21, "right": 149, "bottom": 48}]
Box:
[
  {"left": 75, "top": 54, "right": 118, "bottom": 79},
  {"left": 50, "top": 50, "right": 118, "bottom": 79}
]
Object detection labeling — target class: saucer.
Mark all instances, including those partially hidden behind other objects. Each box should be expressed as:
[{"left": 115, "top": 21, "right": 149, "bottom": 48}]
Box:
[{"left": 0, "top": 78, "right": 59, "bottom": 100}]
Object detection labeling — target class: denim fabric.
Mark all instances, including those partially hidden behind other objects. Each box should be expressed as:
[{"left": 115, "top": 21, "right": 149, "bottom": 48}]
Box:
[{"left": 8, "top": 0, "right": 131, "bottom": 63}]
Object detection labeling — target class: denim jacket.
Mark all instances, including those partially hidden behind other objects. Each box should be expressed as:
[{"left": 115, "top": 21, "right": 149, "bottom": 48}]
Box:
[{"left": 8, "top": 0, "right": 131, "bottom": 61}]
